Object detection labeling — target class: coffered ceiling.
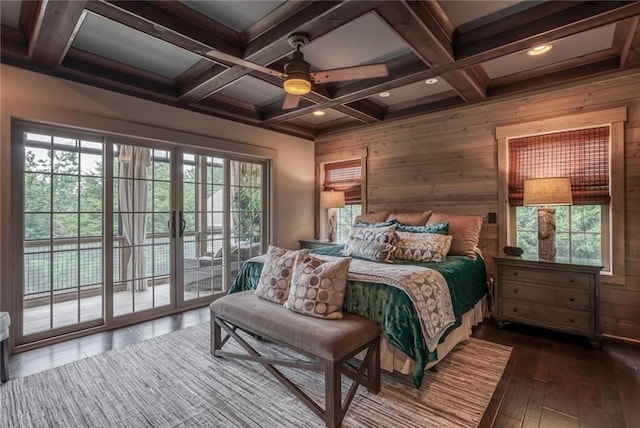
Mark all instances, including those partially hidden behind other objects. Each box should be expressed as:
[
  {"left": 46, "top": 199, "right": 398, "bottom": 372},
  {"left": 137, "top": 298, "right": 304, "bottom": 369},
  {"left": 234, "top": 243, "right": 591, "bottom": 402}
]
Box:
[{"left": 1, "top": 1, "right": 639, "bottom": 140}]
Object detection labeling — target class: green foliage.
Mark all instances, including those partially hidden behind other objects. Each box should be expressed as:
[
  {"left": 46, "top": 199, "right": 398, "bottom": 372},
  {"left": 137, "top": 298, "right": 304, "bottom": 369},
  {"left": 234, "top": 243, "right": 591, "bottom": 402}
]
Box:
[
  {"left": 515, "top": 205, "right": 602, "bottom": 262},
  {"left": 232, "top": 162, "right": 262, "bottom": 243}
]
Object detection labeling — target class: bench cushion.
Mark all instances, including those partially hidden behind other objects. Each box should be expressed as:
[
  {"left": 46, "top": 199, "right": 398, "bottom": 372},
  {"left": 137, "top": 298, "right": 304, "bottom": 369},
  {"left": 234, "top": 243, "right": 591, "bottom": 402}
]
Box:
[{"left": 211, "top": 291, "right": 380, "bottom": 361}]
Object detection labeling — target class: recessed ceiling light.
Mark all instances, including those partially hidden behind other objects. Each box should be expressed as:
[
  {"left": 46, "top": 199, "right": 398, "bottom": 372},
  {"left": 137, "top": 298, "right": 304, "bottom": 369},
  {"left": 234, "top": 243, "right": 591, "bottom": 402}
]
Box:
[
  {"left": 425, "top": 78, "right": 438, "bottom": 85},
  {"left": 527, "top": 44, "right": 552, "bottom": 56},
  {"left": 379, "top": 92, "right": 390, "bottom": 98},
  {"left": 312, "top": 111, "right": 325, "bottom": 116}
]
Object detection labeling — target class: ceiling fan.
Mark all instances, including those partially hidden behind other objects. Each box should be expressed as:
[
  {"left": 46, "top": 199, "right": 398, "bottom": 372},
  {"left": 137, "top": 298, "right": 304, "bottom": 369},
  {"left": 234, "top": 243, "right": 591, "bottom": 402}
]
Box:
[{"left": 206, "top": 33, "right": 389, "bottom": 110}]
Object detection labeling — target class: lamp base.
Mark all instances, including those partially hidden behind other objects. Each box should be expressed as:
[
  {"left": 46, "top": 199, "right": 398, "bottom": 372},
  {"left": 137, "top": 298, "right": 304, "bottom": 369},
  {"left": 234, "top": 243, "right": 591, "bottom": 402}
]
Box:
[
  {"left": 327, "top": 208, "right": 337, "bottom": 242},
  {"left": 537, "top": 208, "right": 556, "bottom": 260}
]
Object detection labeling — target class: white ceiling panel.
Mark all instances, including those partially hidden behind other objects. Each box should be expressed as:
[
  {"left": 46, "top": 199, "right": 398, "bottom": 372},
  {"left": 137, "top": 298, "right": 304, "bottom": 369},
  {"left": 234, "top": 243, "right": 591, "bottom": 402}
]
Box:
[
  {"left": 302, "top": 12, "right": 412, "bottom": 71},
  {"left": 368, "top": 78, "right": 454, "bottom": 106},
  {"left": 482, "top": 24, "right": 616, "bottom": 79},
  {"left": 217, "top": 76, "right": 284, "bottom": 107},
  {"left": 73, "top": 12, "right": 202, "bottom": 78},
  {"left": 182, "top": 0, "right": 285, "bottom": 32}
]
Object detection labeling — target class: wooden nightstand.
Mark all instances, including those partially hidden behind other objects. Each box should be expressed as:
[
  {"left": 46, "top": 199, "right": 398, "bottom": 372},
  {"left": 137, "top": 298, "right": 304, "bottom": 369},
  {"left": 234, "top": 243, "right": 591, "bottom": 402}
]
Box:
[
  {"left": 494, "top": 256, "right": 602, "bottom": 347},
  {"left": 298, "top": 239, "right": 342, "bottom": 250}
]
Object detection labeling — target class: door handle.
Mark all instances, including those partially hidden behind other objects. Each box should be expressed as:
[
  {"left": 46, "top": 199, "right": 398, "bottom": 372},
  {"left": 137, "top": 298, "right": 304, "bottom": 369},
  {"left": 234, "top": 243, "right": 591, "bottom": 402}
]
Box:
[
  {"left": 168, "top": 211, "right": 177, "bottom": 238},
  {"left": 179, "top": 211, "right": 186, "bottom": 238}
]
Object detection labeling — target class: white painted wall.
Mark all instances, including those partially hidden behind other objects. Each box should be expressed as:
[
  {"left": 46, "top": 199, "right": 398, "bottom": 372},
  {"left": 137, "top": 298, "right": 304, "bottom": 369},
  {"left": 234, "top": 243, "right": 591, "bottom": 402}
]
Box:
[{"left": 0, "top": 64, "right": 315, "bottom": 310}]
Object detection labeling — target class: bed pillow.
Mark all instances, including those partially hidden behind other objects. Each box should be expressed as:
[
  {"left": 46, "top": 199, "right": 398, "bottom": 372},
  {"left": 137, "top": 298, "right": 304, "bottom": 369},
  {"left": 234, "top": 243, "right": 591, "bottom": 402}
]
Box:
[
  {"left": 350, "top": 224, "right": 397, "bottom": 245},
  {"left": 396, "top": 222, "right": 449, "bottom": 234},
  {"left": 255, "top": 245, "right": 309, "bottom": 303},
  {"left": 427, "top": 213, "right": 484, "bottom": 259},
  {"left": 354, "top": 211, "right": 390, "bottom": 224},
  {"left": 354, "top": 219, "right": 399, "bottom": 228},
  {"left": 394, "top": 231, "right": 453, "bottom": 262},
  {"left": 342, "top": 237, "right": 395, "bottom": 263},
  {"left": 387, "top": 211, "right": 433, "bottom": 226},
  {"left": 284, "top": 255, "right": 352, "bottom": 319}
]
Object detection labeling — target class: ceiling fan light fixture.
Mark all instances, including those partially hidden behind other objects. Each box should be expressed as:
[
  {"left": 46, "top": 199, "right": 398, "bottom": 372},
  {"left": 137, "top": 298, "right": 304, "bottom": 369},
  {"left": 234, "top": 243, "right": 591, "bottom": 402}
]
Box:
[
  {"left": 527, "top": 44, "right": 552, "bottom": 56},
  {"left": 284, "top": 75, "right": 312, "bottom": 95}
]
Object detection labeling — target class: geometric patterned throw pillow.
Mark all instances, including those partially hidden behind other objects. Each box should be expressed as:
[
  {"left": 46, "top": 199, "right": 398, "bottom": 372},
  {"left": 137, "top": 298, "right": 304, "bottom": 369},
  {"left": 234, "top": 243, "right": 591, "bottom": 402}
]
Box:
[
  {"left": 255, "top": 245, "right": 309, "bottom": 304},
  {"left": 350, "top": 224, "right": 397, "bottom": 245},
  {"left": 284, "top": 255, "right": 352, "bottom": 319},
  {"left": 393, "top": 231, "right": 453, "bottom": 262}
]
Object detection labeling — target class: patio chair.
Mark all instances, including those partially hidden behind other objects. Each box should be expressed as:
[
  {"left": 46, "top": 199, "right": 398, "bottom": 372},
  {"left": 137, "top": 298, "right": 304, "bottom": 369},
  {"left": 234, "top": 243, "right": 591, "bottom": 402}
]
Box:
[{"left": 184, "top": 242, "right": 261, "bottom": 291}]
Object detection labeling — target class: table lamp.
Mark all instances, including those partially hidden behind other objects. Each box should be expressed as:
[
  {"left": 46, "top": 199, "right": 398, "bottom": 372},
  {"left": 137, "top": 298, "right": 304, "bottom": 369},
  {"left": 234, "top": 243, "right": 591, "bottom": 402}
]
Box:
[
  {"left": 523, "top": 177, "right": 573, "bottom": 260},
  {"left": 320, "top": 191, "right": 345, "bottom": 242}
]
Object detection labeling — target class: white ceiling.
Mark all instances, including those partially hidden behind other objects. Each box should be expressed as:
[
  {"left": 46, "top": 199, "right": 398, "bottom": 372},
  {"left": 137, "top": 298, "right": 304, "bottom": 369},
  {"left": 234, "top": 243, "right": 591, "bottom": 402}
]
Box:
[
  {"left": 181, "top": 0, "right": 285, "bottom": 32},
  {"left": 482, "top": 24, "right": 616, "bottom": 79},
  {"left": 217, "top": 75, "right": 284, "bottom": 107},
  {"left": 73, "top": 12, "right": 202, "bottom": 78},
  {"left": 368, "top": 78, "right": 454, "bottom": 106}
]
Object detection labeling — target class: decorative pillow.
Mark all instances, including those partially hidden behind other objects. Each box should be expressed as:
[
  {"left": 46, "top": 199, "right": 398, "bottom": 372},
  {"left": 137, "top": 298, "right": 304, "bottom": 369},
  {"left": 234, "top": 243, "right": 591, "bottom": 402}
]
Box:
[
  {"left": 342, "top": 237, "right": 395, "bottom": 263},
  {"left": 284, "top": 255, "right": 352, "bottom": 319},
  {"left": 354, "top": 219, "right": 399, "bottom": 228},
  {"left": 393, "top": 231, "right": 453, "bottom": 262},
  {"left": 255, "top": 246, "right": 309, "bottom": 303},
  {"left": 354, "top": 211, "right": 390, "bottom": 224},
  {"left": 396, "top": 222, "right": 449, "bottom": 234},
  {"left": 387, "top": 211, "right": 433, "bottom": 226},
  {"left": 350, "top": 224, "right": 397, "bottom": 245},
  {"left": 427, "top": 213, "right": 484, "bottom": 259}
]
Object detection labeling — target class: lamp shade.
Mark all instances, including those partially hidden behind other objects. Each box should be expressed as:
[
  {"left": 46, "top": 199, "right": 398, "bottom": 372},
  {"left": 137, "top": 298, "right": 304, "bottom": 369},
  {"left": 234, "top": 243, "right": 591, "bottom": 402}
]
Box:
[
  {"left": 320, "top": 191, "right": 345, "bottom": 209},
  {"left": 523, "top": 177, "right": 573, "bottom": 206}
]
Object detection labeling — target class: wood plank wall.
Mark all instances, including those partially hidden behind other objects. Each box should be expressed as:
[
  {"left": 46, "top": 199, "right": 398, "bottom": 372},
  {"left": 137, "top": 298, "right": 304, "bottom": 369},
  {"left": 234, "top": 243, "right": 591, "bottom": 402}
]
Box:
[{"left": 315, "top": 71, "right": 640, "bottom": 341}]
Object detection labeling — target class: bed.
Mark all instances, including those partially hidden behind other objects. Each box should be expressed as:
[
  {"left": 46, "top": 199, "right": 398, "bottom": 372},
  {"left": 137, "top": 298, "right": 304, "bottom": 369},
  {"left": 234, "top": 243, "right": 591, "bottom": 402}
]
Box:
[{"left": 227, "top": 210, "right": 489, "bottom": 388}]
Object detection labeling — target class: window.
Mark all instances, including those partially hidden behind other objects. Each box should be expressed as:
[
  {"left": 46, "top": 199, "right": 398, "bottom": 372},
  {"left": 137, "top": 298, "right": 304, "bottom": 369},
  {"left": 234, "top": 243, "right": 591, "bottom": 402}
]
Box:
[
  {"left": 323, "top": 159, "right": 362, "bottom": 242},
  {"left": 496, "top": 107, "right": 626, "bottom": 283},
  {"left": 508, "top": 127, "right": 610, "bottom": 266}
]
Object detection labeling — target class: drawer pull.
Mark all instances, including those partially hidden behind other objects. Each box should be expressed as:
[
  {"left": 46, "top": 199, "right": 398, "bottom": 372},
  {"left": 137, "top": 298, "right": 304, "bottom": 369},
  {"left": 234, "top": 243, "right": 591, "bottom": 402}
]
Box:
[
  {"left": 513, "top": 288, "right": 519, "bottom": 294},
  {"left": 569, "top": 318, "right": 575, "bottom": 323},
  {"left": 513, "top": 307, "right": 519, "bottom": 312},
  {"left": 569, "top": 296, "right": 575, "bottom": 302},
  {"left": 512, "top": 272, "right": 518, "bottom": 277}
]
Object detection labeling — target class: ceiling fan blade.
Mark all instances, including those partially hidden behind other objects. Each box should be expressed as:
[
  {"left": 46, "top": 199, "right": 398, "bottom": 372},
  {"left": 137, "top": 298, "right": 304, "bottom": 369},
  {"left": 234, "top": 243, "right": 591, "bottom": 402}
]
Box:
[
  {"left": 282, "top": 93, "right": 301, "bottom": 109},
  {"left": 310, "top": 63, "right": 388, "bottom": 84},
  {"left": 205, "top": 49, "right": 284, "bottom": 78}
]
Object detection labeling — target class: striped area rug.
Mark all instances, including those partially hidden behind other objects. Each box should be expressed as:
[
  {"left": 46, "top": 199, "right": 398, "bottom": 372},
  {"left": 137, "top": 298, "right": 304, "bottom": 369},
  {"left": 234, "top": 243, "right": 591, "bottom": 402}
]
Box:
[{"left": 1, "top": 323, "right": 511, "bottom": 428}]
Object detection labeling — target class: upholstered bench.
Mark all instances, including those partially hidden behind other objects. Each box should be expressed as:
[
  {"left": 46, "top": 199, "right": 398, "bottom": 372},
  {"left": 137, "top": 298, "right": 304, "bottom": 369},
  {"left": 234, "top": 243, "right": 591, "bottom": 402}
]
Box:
[
  {"left": 1, "top": 311, "right": 10, "bottom": 383},
  {"left": 210, "top": 291, "right": 381, "bottom": 428}
]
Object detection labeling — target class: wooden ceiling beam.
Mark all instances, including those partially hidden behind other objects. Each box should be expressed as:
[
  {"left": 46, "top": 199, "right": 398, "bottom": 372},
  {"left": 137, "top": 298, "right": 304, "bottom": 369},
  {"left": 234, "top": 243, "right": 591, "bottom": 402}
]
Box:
[
  {"left": 455, "top": 1, "right": 640, "bottom": 63},
  {"left": 488, "top": 57, "right": 621, "bottom": 98},
  {"left": 179, "top": 1, "right": 373, "bottom": 103},
  {"left": 28, "top": 0, "right": 87, "bottom": 67},
  {"left": 613, "top": 17, "right": 640, "bottom": 67},
  {"left": 376, "top": 1, "right": 486, "bottom": 103}
]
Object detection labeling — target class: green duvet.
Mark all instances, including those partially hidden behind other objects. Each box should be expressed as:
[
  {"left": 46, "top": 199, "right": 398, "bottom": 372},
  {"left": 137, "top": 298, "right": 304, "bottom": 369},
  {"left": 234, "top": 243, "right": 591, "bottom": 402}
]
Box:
[{"left": 228, "top": 245, "right": 487, "bottom": 388}]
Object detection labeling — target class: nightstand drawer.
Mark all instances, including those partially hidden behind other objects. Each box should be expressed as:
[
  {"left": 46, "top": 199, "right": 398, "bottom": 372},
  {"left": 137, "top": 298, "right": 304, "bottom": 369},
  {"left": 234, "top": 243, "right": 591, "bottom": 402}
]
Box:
[
  {"left": 500, "top": 299, "right": 594, "bottom": 333},
  {"left": 499, "top": 266, "right": 594, "bottom": 289},
  {"left": 500, "top": 281, "right": 593, "bottom": 310}
]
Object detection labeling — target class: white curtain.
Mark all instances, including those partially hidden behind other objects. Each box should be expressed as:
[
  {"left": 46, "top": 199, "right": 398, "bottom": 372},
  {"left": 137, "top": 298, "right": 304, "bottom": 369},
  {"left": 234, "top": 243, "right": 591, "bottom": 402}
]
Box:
[{"left": 119, "top": 145, "right": 151, "bottom": 292}]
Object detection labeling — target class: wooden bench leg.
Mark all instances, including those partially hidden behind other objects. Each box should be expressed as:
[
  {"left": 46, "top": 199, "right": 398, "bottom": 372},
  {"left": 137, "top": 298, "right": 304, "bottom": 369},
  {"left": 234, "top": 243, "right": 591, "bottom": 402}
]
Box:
[
  {"left": 325, "top": 360, "right": 342, "bottom": 428},
  {"left": 367, "top": 336, "right": 381, "bottom": 394},
  {"left": 1, "top": 339, "right": 9, "bottom": 383},
  {"left": 211, "top": 314, "right": 222, "bottom": 356}
]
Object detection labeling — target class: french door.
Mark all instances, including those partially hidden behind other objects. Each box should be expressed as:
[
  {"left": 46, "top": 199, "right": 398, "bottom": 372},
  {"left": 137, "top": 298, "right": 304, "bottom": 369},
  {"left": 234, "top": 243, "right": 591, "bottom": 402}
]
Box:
[{"left": 14, "top": 122, "right": 268, "bottom": 345}]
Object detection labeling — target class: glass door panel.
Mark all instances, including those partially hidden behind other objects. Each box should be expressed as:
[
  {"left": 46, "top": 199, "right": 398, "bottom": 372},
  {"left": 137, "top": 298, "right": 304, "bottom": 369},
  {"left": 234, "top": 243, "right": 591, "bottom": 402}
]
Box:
[
  {"left": 182, "top": 153, "right": 225, "bottom": 301},
  {"left": 22, "top": 130, "right": 105, "bottom": 336},
  {"left": 112, "top": 145, "right": 172, "bottom": 316}
]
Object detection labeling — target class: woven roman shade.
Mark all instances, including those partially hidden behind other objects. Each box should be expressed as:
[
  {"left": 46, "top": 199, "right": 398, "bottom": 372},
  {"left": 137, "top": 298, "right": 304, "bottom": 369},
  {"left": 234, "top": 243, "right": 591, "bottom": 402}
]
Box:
[
  {"left": 323, "top": 159, "right": 362, "bottom": 204},
  {"left": 508, "top": 126, "right": 610, "bottom": 206}
]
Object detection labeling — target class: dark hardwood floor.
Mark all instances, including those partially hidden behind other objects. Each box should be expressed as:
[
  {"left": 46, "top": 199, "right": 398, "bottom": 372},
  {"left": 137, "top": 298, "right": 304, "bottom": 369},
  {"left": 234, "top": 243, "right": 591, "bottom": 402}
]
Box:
[{"left": 7, "top": 310, "right": 639, "bottom": 428}]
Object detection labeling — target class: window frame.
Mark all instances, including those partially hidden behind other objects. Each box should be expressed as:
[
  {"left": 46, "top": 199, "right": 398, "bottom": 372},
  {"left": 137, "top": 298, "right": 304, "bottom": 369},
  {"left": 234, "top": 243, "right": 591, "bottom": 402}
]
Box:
[
  {"left": 496, "top": 107, "right": 626, "bottom": 285},
  {"left": 315, "top": 148, "right": 368, "bottom": 240}
]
